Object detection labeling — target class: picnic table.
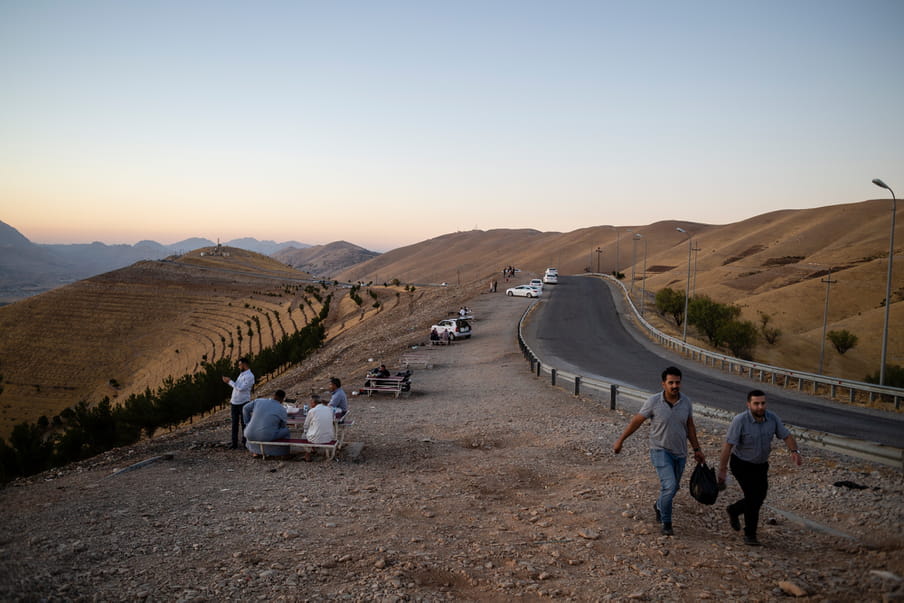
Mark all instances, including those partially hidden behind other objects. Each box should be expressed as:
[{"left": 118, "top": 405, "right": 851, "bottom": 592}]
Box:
[{"left": 359, "top": 375, "right": 411, "bottom": 398}]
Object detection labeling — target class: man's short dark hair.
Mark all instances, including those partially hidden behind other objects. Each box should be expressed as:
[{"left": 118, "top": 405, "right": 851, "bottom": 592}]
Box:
[
  {"left": 661, "top": 366, "right": 682, "bottom": 382},
  {"left": 747, "top": 389, "right": 766, "bottom": 401},
  {"left": 330, "top": 377, "right": 341, "bottom": 388},
  {"left": 273, "top": 389, "right": 286, "bottom": 401},
  {"left": 238, "top": 357, "right": 250, "bottom": 365}
]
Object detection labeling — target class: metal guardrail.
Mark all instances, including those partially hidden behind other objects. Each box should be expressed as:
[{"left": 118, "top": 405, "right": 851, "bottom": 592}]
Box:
[
  {"left": 516, "top": 301, "right": 904, "bottom": 470},
  {"left": 601, "top": 274, "right": 904, "bottom": 410}
]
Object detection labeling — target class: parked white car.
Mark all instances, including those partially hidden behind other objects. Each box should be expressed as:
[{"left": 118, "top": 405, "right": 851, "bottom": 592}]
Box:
[
  {"left": 529, "top": 278, "right": 544, "bottom": 290},
  {"left": 430, "top": 317, "right": 472, "bottom": 340},
  {"left": 506, "top": 285, "right": 542, "bottom": 298},
  {"left": 543, "top": 267, "right": 558, "bottom": 284}
]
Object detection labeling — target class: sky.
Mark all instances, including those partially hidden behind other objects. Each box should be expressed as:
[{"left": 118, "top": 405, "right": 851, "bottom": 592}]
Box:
[{"left": 1, "top": 1, "right": 902, "bottom": 252}]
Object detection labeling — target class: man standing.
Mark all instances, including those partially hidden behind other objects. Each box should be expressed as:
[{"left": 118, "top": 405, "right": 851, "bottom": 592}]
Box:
[
  {"left": 613, "top": 366, "right": 705, "bottom": 536},
  {"left": 223, "top": 357, "right": 254, "bottom": 449},
  {"left": 327, "top": 377, "right": 348, "bottom": 418},
  {"left": 718, "top": 389, "right": 802, "bottom": 545}
]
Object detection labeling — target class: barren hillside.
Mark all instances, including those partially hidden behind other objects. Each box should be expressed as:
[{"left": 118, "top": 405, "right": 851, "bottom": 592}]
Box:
[
  {"left": 338, "top": 199, "right": 902, "bottom": 381},
  {"left": 0, "top": 247, "right": 324, "bottom": 438}
]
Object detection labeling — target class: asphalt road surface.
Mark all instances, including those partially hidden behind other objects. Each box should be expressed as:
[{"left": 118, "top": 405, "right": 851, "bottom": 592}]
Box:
[{"left": 522, "top": 275, "right": 904, "bottom": 448}]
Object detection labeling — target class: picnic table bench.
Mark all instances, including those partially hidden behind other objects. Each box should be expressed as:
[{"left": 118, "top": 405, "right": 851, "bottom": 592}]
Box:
[
  {"left": 248, "top": 413, "right": 353, "bottom": 460},
  {"left": 359, "top": 375, "right": 411, "bottom": 398},
  {"left": 400, "top": 349, "right": 435, "bottom": 368}
]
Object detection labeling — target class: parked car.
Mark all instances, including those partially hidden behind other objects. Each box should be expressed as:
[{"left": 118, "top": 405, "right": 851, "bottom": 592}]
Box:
[
  {"left": 506, "top": 285, "right": 542, "bottom": 298},
  {"left": 430, "top": 317, "right": 472, "bottom": 340},
  {"left": 543, "top": 268, "right": 558, "bottom": 284},
  {"left": 529, "top": 278, "right": 544, "bottom": 290}
]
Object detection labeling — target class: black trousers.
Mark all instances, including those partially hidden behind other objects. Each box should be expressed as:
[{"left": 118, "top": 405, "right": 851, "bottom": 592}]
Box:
[
  {"left": 728, "top": 454, "right": 769, "bottom": 538},
  {"left": 231, "top": 402, "right": 248, "bottom": 448}
]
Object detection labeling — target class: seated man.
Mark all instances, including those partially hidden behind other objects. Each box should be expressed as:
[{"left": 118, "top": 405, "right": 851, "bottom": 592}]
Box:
[
  {"left": 375, "top": 364, "right": 390, "bottom": 378},
  {"left": 243, "top": 389, "right": 291, "bottom": 457},
  {"left": 303, "top": 394, "right": 336, "bottom": 461},
  {"left": 327, "top": 377, "right": 348, "bottom": 418}
]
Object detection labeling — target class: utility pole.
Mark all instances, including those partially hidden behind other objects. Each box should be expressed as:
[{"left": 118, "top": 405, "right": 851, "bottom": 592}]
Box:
[{"left": 818, "top": 269, "right": 837, "bottom": 375}]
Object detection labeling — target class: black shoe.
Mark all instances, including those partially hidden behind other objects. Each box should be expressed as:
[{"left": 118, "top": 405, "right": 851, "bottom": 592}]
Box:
[
  {"left": 661, "top": 522, "right": 674, "bottom": 536},
  {"left": 743, "top": 535, "right": 761, "bottom": 546},
  {"left": 653, "top": 503, "right": 662, "bottom": 523},
  {"left": 230, "top": 445, "right": 238, "bottom": 449},
  {"left": 727, "top": 508, "right": 741, "bottom": 531}
]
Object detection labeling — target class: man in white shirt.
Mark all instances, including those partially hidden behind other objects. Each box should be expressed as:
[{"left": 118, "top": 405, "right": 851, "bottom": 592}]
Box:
[
  {"left": 222, "top": 357, "right": 255, "bottom": 449},
  {"left": 303, "top": 394, "right": 336, "bottom": 461}
]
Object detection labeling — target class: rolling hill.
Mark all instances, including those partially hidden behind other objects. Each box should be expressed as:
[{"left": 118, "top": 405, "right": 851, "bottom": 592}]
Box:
[
  {"left": 0, "top": 247, "right": 326, "bottom": 437},
  {"left": 0, "top": 199, "right": 900, "bottom": 439}
]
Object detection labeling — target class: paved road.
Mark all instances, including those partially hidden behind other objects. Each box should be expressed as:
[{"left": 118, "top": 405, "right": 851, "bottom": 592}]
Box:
[{"left": 522, "top": 275, "right": 904, "bottom": 448}]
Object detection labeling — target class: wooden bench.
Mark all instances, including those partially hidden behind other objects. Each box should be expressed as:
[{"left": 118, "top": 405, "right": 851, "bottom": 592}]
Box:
[{"left": 359, "top": 375, "right": 410, "bottom": 398}]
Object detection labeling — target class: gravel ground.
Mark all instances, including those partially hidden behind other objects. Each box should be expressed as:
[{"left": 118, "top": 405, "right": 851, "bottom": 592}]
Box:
[{"left": 2, "top": 285, "right": 902, "bottom": 601}]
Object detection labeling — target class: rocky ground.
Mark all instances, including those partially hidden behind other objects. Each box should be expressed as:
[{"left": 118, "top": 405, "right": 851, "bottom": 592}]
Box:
[{"left": 2, "top": 284, "right": 903, "bottom": 601}]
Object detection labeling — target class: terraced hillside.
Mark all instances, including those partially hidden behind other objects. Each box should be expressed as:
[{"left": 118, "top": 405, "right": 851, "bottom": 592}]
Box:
[{"left": 0, "top": 247, "right": 328, "bottom": 438}]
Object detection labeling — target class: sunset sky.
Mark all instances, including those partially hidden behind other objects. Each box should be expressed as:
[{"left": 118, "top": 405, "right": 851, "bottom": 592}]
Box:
[{"left": 1, "top": 1, "right": 902, "bottom": 252}]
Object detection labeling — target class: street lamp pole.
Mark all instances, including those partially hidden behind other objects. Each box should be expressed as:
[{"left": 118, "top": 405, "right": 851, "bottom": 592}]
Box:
[
  {"left": 596, "top": 247, "right": 603, "bottom": 274},
  {"left": 818, "top": 269, "right": 836, "bottom": 375},
  {"left": 630, "top": 234, "right": 639, "bottom": 294},
  {"left": 638, "top": 235, "right": 647, "bottom": 317},
  {"left": 676, "top": 227, "right": 692, "bottom": 342},
  {"left": 872, "top": 178, "right": 897, "bottom": 386}
]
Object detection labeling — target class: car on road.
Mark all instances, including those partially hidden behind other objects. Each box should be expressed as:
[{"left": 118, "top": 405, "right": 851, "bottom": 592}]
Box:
[
  {"left": 529, "top": 278, "right": 544, "bottom": 290},
  {"left": 430, "top": 317, "right": 472, "bottom": 340},
  {"left": 506, "top": 285, "right": 542, "bottom": 298},
  {"left": 543, "top": 268, "right": 558, "bottom": 284}
]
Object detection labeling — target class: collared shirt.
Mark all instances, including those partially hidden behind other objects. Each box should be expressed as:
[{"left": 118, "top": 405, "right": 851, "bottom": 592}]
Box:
[
  {"left": 329, "top": 387, "right": 348, "bottom": 414},
  {"left": 228, "top": 369, "right": 255, "bottom": 405},
  {"left": 726, "top": 409, "right": 790, "bottom": 464},
  {"left": 638, "top": 391, "right": 693, "bottom": 456}
]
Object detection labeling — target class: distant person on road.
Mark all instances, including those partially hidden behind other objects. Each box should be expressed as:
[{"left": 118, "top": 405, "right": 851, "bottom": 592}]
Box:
[
  {"left": 243, "top": 389, "right": 290, "bottom": 457},
  {"left": 613, "top": 366, "right": 705, "bottom": 536},
  {"left": 303, "top": 393, "right": 336, "bottom": 451},
  {"left": 327, "top": 377, "right": 348, "bottom": 418},
  {"left": 718, "top": 390, "right": 802, "bottom": 546},
  {"left": 223, "top": 357, "right": 255, "bottom": 449}
]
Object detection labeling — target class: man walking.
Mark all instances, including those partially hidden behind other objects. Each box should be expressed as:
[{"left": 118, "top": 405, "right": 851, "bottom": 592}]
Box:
[
  {"left": 613, "top": 366, "right": 705, "bottom": 536},
  {"left": 718, "top": 389, "right": 802, "bottom": 545},
  {"left": 223, "top": 357, "right": 255, "bottom": 449}
]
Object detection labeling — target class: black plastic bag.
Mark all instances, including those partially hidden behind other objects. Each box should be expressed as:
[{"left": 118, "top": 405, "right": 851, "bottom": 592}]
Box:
[{"left": 689, "top": 462, "right": 719, "bottom": 505}]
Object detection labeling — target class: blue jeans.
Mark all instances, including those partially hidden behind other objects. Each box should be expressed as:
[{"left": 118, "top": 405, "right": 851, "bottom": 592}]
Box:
[{"left": 650, "top": 448, "right": 687, "bottom": 524}]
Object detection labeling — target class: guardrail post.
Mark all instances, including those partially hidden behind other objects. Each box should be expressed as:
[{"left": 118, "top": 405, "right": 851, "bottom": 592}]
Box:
[
  {"left": 536, "top": 361, "right": 541, "bottom": 377},
  {"left": 610, "top": 384, "right": 618, "bottom": 410},
  {"left": 574, "top": 376, "right": 581, "bottom": 396},
  {"left": 551, "top": 368, "right": 557, "bottom": 386},
  {"left": 529, "top": 358, "right": 535, "bottom": 373}
]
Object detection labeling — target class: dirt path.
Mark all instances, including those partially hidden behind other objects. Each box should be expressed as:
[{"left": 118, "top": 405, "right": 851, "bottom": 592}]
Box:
[{"left": 2, "top": 289, "right": 902, "bottom": 601}]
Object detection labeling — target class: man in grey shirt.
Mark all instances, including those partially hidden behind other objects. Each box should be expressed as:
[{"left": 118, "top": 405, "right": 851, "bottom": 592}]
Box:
[
  {"left": 614, "top": 366, "right": 705, "bottom": 536},
  {"left": 717, "top": 389, "right": 802, "bottom": 545}
]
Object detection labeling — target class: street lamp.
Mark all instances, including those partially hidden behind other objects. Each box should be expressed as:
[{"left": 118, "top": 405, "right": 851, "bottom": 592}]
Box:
[
  {"left": 872, "top": 178, "right": 897, "bottom": 386},
  {"left": 630, "top": 234, "right": 639, "bottom": 294},
  {"left": 691, "top": 243, "right": 701, "bottom": 296},
  {"left": 595, "top": 247, "right": 603, "bottom": 274},
  {"left": 635, "top": 234, "right": 648, "bottom": 316},
  {"left": 676, "top": 227, "right": 692, "bottom": 342}
]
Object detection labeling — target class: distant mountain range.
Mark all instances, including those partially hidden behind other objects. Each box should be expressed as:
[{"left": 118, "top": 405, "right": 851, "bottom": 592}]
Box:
[{"left": 0, "top": 220, "right": 317, "bottom": 303}]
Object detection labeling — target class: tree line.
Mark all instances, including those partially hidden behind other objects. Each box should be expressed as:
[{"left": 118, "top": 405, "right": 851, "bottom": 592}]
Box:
[{"left": 0, "top": 295, "right": 332, "bottom": 483}]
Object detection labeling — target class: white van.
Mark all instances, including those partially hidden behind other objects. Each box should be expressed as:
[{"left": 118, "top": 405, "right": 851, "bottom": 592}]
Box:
[{"left": 543, "top": 268, "right": 558, "bottom": 284}]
